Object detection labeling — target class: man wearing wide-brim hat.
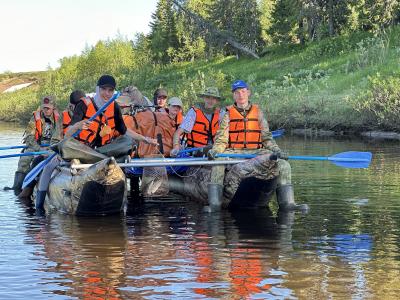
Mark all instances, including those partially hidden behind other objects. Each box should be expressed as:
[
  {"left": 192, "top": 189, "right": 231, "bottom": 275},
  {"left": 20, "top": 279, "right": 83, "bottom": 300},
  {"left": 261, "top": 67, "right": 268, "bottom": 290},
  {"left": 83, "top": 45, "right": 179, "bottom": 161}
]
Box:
[{"left": 171, "top": 87, "right": 224, "bottom": 156}]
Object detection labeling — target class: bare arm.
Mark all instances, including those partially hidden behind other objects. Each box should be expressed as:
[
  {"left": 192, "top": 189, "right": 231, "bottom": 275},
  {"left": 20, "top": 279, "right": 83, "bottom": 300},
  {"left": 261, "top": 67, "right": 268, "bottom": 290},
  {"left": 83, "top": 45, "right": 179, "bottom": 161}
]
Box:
[
  {"left": 172, "top": 127, "right": 185, "bottom": 151},
  {"left": 64, "top": 120, "right": 92, "bottom": 138},
  {"left": 126, "top": 128, "right": 158, "bottom": 145}
]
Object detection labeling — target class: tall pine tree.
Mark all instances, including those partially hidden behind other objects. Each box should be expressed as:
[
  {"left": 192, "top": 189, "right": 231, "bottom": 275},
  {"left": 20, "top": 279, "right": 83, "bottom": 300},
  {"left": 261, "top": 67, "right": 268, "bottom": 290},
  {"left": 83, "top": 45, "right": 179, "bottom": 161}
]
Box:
[
  {"left": 149, "top": 0, "right": 180, "bottom": 64},
  {"left": 210, "top": 0, "right": 263, "bottom": 56}
]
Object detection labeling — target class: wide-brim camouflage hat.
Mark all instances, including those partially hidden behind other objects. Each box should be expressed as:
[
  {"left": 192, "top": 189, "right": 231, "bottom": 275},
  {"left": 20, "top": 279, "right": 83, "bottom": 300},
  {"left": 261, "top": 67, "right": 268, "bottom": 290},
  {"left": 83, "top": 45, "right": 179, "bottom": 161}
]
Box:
[{"left": 198, "top": 87, "right": 222, "bottom": 100}]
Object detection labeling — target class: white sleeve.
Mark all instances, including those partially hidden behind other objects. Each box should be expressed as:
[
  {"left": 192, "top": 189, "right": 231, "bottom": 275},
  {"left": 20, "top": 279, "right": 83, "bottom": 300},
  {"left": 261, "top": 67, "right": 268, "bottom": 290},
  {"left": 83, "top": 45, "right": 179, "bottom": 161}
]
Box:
[{"left": 179, "top": 108, "right": 197, "bottom": 133}]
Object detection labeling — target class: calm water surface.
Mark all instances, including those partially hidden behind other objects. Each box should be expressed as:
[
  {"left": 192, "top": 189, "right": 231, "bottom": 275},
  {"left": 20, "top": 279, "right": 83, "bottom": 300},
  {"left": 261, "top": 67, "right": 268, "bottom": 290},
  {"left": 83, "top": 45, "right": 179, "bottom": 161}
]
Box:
[{"left": 1, "top": 122, "right": 400, "bottom": 299}]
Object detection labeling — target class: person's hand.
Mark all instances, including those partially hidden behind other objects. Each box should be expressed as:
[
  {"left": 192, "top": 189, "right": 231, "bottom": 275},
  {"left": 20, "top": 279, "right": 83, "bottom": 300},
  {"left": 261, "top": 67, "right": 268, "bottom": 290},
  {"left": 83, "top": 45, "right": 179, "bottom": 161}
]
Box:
[
  {"left": 193, "top": 145, "right": 212, "bottom": 157},
  {"left": 269, "top": 152, "right": 278, "bottom": 161},
  {"left": 207, "top": 149, "right": 218, "bottom": 160},
  {"left": 143, "top": 137, "right": 158, "bottom": 146},
  {"left": 80, "top": 120, "right": 92, "bottom": 130},
  {"left": 276, "top": 151, "right": 289, "bottom": 160},
  {"left": 170, "top": 148, "right": 180, "bottom": 157}
]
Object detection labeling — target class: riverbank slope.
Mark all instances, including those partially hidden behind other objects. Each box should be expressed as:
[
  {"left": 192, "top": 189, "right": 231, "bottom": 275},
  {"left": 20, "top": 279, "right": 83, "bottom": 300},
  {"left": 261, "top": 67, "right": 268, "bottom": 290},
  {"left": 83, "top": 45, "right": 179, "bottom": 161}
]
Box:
[{"left": 1, "top": 28, "right": 399, "bottom": 132}]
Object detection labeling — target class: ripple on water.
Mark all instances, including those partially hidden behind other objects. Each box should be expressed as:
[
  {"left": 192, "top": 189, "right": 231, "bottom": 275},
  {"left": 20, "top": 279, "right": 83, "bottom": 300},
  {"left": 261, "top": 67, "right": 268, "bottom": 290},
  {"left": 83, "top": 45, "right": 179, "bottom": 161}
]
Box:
[{"left": 0, "top": 135, "right": 399, "bottom": 299}]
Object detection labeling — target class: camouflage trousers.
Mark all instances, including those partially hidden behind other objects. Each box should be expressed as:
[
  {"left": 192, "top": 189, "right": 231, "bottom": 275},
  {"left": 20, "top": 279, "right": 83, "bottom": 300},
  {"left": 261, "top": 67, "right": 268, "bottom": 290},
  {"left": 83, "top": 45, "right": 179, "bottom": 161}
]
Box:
[
  {"left": 59, "top": 135, "right": 135, "bottom": 164},
  {"left": 16, "top": 146, "right": 36, "bottom": 173},
  {"left": 210, "top": 148, "right": 291, "bottom": 187}
]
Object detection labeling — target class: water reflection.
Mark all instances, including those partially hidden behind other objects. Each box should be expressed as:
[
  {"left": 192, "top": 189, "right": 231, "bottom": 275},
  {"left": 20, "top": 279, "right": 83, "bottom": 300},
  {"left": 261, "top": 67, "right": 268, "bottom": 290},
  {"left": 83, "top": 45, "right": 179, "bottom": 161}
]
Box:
[
  {"left": 24, "top": 214, "right": 127, "bottom": 299},
  {"left": 120, "top": 205, "right": 297, "bottom": 299},
  {"left": 2, "top": 132, "right": 400, "bottom": 298}
]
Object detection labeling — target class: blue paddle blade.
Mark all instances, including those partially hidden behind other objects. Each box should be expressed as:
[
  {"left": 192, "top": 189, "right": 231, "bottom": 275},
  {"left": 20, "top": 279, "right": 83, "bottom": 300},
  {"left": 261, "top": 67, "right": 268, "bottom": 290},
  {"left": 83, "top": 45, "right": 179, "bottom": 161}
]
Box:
[
  {"left": 329, "top": 151, "right": 372, "bottom": 169},
  {"left": 22, "top": 153, "right": 57, "bottom": 189},
  {"left": 272, "top": 129, "right": 285, "bottom": 138}
]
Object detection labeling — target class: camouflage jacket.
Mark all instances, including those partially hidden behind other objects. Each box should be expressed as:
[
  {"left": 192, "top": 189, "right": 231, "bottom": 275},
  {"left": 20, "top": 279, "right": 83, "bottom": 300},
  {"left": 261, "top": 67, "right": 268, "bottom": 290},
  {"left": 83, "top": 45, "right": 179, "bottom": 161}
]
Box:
[
  {"left": 50, "top": 107, "right": 73, "bottom": 145},
  {"left": 23, "top": 110, "right": 60, "bottom": 151},
  {"left": 212, "top": 102, "right": 281, "bottom": 153}
]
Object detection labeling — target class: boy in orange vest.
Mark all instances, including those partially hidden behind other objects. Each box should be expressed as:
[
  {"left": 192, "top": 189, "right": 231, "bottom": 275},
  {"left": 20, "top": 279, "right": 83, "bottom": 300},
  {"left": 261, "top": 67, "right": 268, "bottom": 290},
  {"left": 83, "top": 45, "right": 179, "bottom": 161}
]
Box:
[
  {"left": 7, "top": 96, "right": 59, "bottom": 195},
  {"left": 60, "top": 75, "right": 157, "bottom": 163},
  {"left": 207, "top": 80, "right": 308, "bottom": 212}
]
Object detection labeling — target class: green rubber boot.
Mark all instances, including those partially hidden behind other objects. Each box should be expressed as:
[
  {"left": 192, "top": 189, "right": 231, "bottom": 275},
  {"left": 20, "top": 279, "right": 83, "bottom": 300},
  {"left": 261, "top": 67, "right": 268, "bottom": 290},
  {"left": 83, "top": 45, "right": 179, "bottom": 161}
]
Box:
[
  {"left": 276, "top": 184, "right": 309, "bottom": 212},
  {"left": 207, "top": 183, "right": 223, "bottom": 212}
]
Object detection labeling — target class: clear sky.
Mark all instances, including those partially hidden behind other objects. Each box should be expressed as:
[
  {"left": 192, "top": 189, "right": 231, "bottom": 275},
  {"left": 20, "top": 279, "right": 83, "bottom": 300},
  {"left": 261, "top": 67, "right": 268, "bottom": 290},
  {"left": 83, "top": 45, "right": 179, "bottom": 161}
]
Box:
[{"left": 0, "top": 0, "right": 158, "bottom": 73}]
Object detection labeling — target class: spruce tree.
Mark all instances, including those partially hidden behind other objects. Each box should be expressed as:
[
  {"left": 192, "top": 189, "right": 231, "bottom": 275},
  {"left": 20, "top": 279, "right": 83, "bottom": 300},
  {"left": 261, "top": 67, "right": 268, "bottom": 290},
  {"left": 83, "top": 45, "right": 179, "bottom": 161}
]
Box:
[{"left": 149, "top": 0, "right": 180, "bottom": 64}]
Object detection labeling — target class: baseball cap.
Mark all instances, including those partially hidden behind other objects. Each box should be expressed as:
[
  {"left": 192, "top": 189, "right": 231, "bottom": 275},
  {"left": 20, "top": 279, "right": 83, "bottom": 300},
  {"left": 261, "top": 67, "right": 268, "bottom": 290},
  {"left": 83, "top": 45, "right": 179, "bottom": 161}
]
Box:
[
  {"left": 97, "top": 75, "right": 116, "bottom": 89},
  {"left": 41, "top": 96, "right": 55, "bottom": 108},
  {"left": 231, "top": 80, "right": 248, "bottom": 92},
  {"left": 156, "top": 88, "right": 168, "bottom": 98},
  {"left": 168, "top": 97, "right": 183, "bottom": 108}
]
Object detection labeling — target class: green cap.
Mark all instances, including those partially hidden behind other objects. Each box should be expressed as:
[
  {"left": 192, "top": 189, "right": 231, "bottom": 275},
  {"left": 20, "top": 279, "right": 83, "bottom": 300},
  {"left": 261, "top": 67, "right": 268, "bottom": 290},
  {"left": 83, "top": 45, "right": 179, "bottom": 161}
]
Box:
[
  {"left": 198, "top": 87, "right": 222, "bottom": 100},
  {"left": 168, "top": 97, "right": 183, "bottom": 108}
]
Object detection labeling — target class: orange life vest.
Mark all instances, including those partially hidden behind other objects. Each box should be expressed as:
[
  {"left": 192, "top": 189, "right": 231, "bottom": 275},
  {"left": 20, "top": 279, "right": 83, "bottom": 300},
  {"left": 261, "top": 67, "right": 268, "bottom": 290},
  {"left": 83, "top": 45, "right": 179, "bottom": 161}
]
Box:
[
  {"left": 62, "top": 110, "right": 72, "bottom": 135},
  {"left": 75, "top": 97, "right": 116, "bottom": 146},
  {"left": 123, "top": 110, "right": 176, "bottom": 157},
  {"left": 176, "top": 111, "right": 183, "bottom": 129},
  {"left": 33, "top": 110, "right": 60, "bottom": 142},
  {"left": 186, "top": 107, "right": 220, "bottom": 147},
  {"left": 227, "top": 104, "right": 262, "bottom": 149},
  {"left": 164, "top": 108, "right": 183, "bottom": 129}
]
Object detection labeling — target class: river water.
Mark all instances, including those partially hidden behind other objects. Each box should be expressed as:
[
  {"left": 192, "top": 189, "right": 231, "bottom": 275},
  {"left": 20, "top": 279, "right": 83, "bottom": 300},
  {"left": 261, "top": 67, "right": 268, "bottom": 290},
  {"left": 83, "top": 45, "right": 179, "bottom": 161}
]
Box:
[{"left": 0, "top": 122, "right": 399, "bottom": 299}]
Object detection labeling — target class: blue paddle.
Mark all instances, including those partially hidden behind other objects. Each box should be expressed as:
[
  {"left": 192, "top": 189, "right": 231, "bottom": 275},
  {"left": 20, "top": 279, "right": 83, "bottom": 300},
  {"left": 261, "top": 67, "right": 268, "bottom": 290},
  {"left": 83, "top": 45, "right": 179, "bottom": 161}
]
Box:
[
  {"left": 0, "top": 144, "right": 50, "bottom": 151},
  {"left": 216, "top": 151, "right": 372, "bottom": 169},
  {"left": 0, "top": 151, "right": 49, "bottom": 159},
  {"left": 272, "top": 129, "right": 285, "bottom": 138},
  {"left": 22, "top": 92, "right": 121, "bottom": 189},
  {"left": 178, "top": 129, "right": 285, "bottom": 155}
]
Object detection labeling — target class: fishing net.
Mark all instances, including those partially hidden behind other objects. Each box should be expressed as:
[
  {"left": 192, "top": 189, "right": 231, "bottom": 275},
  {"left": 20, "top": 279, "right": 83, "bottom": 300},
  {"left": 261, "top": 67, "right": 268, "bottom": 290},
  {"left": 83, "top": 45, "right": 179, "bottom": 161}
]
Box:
[{"left": 140, "top": 154, "right": 169, "bottom": 197}]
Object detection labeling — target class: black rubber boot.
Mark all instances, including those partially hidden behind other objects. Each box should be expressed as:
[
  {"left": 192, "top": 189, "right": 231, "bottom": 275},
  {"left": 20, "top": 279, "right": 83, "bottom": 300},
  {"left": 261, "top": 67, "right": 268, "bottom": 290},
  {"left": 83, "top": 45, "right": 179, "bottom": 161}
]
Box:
[
  {"left": 276, "top": 184, "right": 309, "bottom": 212},
  {"left": 207, "top": 184, "right": 223, "bottom": 212},
  {"left": 35, "top": 190, "right": 47, "bottom": 210},
  {"left": 10, "top": 171, "right": 27, "bottom": 195},
  {"left": 18, "top": 186, "right": 34, "bottom": 199}
]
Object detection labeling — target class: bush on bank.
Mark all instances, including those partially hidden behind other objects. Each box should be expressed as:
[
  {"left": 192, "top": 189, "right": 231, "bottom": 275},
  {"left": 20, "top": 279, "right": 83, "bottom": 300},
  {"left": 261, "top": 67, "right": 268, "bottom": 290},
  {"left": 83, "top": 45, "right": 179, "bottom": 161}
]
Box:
[{"left": 1, "top": 27, "right": 400, "bottom": 131}]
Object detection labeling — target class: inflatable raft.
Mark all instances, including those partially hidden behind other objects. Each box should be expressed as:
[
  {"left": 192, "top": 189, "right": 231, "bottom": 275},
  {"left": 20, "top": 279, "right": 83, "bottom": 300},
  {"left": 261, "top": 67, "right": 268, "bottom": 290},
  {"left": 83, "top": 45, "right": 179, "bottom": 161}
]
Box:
[
  {"left": 41, "top": 157, "right": 127, "bottom": 216},
  {"left": 38, "top": 153, "right": 278, "bottom": 215},
  {"left": 124, "top": 153, "right": 279, "bottom": 209}
]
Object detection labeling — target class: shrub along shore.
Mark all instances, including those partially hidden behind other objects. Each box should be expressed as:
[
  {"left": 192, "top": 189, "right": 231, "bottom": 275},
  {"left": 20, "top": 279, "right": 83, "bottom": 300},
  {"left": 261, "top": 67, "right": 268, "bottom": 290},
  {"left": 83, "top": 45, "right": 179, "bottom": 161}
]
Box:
[{"left": 1, "top": 27, "right": 400, "bottom": 134}]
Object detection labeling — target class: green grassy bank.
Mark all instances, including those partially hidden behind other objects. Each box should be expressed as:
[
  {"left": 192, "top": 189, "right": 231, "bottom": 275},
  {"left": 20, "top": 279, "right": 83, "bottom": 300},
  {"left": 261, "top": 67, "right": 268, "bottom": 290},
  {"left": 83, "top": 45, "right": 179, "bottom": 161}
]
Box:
[{"left": 1, "top": 27, "right": 400, "bottom": 131}]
